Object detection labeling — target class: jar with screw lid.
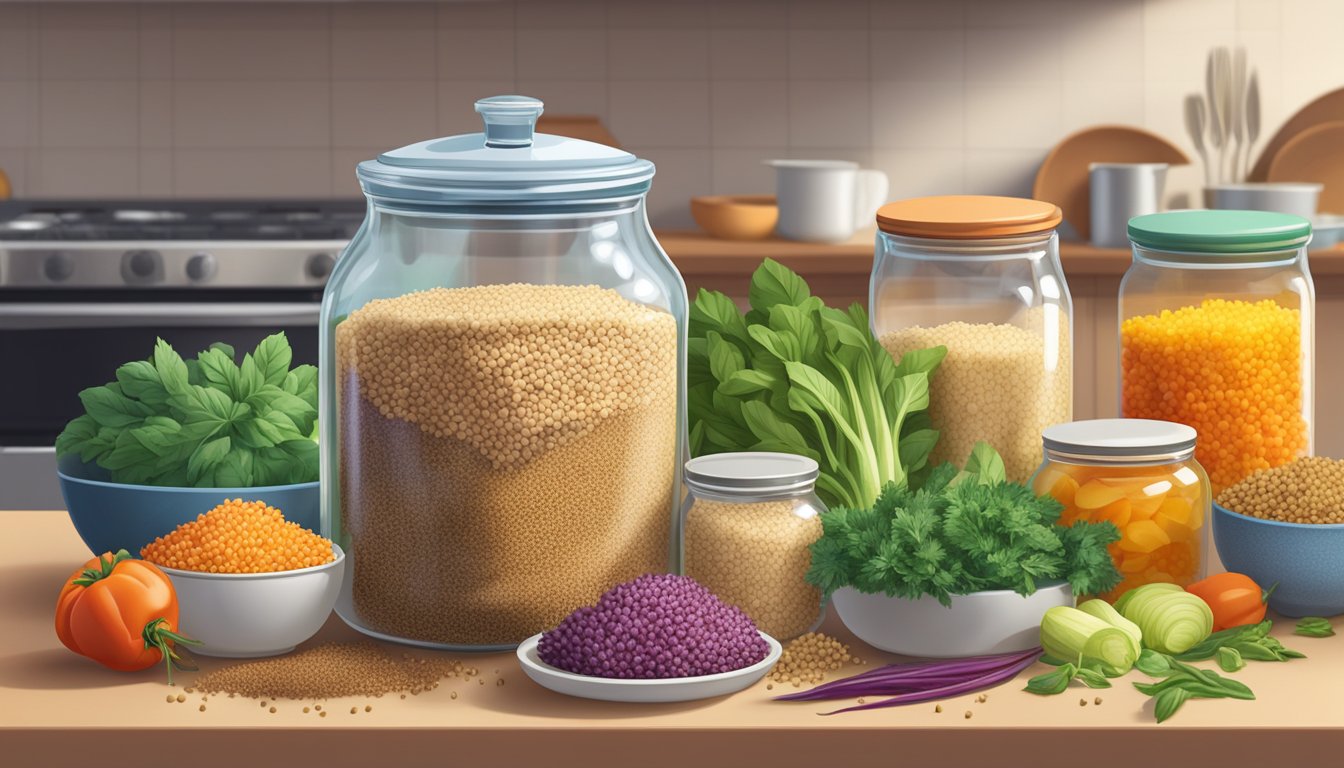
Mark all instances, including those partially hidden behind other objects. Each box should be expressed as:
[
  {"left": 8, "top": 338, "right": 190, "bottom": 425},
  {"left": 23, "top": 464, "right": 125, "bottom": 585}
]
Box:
[{"left": 681, "top": 452, "right": 827, "bottom": 641}]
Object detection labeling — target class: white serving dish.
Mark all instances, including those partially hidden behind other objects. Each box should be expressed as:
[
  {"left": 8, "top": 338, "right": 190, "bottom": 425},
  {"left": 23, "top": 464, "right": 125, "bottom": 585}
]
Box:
[
  {"left": 516, "top": 631, "right": 782, "bottom": 703},
  {"left": 1205, "top": 182, "right": 1322, "bottom": 219},
  {"left": 832, "top": 581, "right": 1074, "bottom": 658},
  {"left": 1313, "top": 213, "right": 1344, "bottom": 248},
  {"left": 160, "top": 544, "right": 344, "bottom": 658}
]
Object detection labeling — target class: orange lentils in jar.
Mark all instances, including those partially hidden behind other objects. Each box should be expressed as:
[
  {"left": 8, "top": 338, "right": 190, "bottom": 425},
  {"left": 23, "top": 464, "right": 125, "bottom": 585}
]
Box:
[
  {"left": 141, "top": 499, "right": 334, "bottom": 573},
  {"left": 1120, "top": 298, "right": 1307, "bottom": 494}
]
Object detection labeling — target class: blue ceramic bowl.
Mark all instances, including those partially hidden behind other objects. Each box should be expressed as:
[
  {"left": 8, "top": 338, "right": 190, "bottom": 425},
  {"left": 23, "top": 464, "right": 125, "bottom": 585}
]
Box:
[
  {"left": 56, "top": 454, "right": 320, "bottom": 557},
  {"left": 1213, "top": 502, "right": 1344, "bottom": 617}
]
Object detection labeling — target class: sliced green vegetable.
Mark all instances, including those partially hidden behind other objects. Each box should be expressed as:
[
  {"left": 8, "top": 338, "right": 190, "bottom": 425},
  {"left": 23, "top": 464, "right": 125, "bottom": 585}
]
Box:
[
  {"left": 1116, "top": 583, "right": 1214, "bottom": 655},
  {"left": 1077, "top": 598, "right": 1142, "bottom": 658},
  {"left": 1040, "top": 606, "right": 1138, "bottom": 676},
  {"left": 1295, "top": 617, "right": 1336, "bottom": 638}
]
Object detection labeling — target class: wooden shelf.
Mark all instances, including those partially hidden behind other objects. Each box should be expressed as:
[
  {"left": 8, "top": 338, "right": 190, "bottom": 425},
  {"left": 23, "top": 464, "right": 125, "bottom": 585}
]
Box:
[{"left": 2, "top": 511, "right": 1342, "bottom": 767}]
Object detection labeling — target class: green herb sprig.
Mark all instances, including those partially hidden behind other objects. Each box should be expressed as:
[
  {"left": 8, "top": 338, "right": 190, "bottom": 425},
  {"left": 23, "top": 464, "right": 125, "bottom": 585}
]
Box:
[
  {"left": 1133, "top": 649, "right": 1256, "bottom": 723},
  {"left": 1174, "top": 620, "right": 1304, "bottom": 662},
  {"left": 55, "top": 334, "right": 318, "bottom": 488},
  {"left": 1295, "top": 617, "right": 1336, "bottom": 638}
]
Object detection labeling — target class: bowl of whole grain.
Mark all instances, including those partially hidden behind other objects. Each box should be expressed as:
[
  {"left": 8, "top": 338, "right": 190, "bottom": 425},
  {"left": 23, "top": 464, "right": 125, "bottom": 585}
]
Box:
[
  {"left": 1213, "top": 456, "right": 1344, "bottom": 617},
  {"left": 140, "top": 499, "right": 344, "bottom": 657}
]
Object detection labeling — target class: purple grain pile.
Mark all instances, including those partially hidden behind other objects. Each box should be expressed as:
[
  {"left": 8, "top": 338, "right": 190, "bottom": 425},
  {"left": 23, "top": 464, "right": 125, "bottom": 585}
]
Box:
[{"left": 538, "top": 574, "right": 770, "bottom": 679}]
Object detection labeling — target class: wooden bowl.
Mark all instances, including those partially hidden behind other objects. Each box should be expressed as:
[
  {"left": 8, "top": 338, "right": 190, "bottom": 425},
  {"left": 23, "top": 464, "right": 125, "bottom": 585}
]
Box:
[{"left": 690, "top": 195, "right": 778, "bottom": 240}]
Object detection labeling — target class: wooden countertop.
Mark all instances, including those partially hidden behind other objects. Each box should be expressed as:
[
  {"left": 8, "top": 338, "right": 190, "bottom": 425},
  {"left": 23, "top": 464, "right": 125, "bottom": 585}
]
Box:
[
  {"left": 658, "top": 230, "right": 1344, "bottom": 278},
  {"left": 3, "top": 511, "right": 1343, "bottom": 766}
]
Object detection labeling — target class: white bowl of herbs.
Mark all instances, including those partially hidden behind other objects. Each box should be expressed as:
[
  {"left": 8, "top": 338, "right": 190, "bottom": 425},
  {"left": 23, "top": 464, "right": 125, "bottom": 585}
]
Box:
[
  {"left": 809, "top": 444, "right": 1123, "bottom": 659},
  {"left": 55, "top": 333, "right": 322, "bottom": 556}
]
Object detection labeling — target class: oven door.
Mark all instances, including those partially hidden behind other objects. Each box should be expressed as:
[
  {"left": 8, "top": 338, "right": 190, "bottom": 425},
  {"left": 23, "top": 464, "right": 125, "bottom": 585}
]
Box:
[{"left": 0, "top": 296, "right": 320, "bottom": 509}]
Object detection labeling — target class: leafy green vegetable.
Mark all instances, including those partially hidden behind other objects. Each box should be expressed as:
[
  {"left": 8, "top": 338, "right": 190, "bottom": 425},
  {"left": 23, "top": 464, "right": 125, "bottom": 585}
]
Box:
[
  {"left": 1024, "top": 663, "right": 1075, "bottom": 695},
  {"left": 1217, "top": 646, "right": 1246, "bottom": 672},
  {"left": 1174, "top": 620, "right": 1304, "bottom": 662},
  {"left": 56, "top": 334, "right": 318, "bottom": 488},
  {"left": 1294, "top": 617, "right": 1336, "bottom": 638},
  {"left": 689, "top": 258, "right": 946, "bottom": 509},
  {"left": 805, "top": 446, "right": 1122, "bottom": 606},
  {"left": 1133, "top": 651, "right": 1255, "bottom": 723}
]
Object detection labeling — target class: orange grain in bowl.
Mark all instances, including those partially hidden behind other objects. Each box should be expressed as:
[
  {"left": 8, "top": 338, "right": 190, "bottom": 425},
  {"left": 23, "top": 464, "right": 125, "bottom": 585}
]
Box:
[{"left": 140, "top": 499, "right": 335, "bottom": 573}]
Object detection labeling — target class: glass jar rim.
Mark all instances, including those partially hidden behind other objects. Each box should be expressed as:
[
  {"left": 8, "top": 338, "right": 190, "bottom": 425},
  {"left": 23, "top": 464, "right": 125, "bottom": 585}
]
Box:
[
  {"left": 684, "top": 452, "right": 819, "bottom": 496},
  {"left": 1041, "top": 419, "right": 1196, "bottom": 463}
]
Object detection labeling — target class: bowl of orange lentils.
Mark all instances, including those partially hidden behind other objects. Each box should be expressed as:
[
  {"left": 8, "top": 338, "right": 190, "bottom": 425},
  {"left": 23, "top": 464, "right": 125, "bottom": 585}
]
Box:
[{"left": 139, "top": 498, "right": 344, "bottom": 658}]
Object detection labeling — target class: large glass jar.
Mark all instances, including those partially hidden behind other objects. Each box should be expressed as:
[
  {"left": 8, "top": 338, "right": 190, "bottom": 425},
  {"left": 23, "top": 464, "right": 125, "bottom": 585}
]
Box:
[
  {"left": 320, "top": 96, "right": 687, "bottom": 650},
  {"left": 681, "top": 452, "right": 826, "bottom": 641},
  {"left": 1120, "top": 211, "right": 1314, "bottom": 495},
  {"left": 1033, "top": 419, "right": 1211, "bottom": 602},
  {"left": 871, "top": 195, "right": 1072, "bottom": 482}
]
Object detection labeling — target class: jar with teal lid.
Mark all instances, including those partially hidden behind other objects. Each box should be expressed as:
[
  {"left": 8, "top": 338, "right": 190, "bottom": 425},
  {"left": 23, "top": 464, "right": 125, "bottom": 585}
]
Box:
[
  {"left": 320, "top": 95, "right": 687, "bottom": 650},
  {"left": 1120, "top": 210, "right": 1313, "bottom": 496}
]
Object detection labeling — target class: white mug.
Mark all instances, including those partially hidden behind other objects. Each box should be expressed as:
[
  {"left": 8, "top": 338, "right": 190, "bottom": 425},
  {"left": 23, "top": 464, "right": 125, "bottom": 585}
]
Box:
[{"left": 766, "top": 160, "right": 889, "bottom": 243}]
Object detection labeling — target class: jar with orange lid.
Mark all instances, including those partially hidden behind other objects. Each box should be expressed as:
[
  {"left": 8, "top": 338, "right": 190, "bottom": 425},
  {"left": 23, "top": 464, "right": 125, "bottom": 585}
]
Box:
[
  {"left": 1033, "top": 419, "right": 1210, "bottom": 601},
  {"left": 870, "top": 195, "right": 1072, "bottom": 481},
  {"left": 1121, "top": 210, "right": 1314, "bottom": 495}
]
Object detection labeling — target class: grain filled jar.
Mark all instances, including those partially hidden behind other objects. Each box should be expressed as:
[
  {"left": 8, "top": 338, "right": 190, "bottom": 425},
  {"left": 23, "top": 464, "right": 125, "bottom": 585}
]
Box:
[
  {"left": 681, "top": 452, "right": 826, "bottom": 641},
  {"left": 320, "top": 95, "right": 687, "bottom": 650},
  {"left": 1121, "top": 211, "right": 1314, "bottom": 495},
  {"left": 871, "top": 196, "right": 1072, "bottom": 482},
  {"left": 1033, "top": 419, "right": 1210, "bottom": 601}
]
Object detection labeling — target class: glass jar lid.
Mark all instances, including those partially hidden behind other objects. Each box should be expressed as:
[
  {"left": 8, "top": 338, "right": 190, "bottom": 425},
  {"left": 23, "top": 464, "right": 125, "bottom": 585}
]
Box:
[
  {"left": 1042, "top": 419, "right": 1197, "bottom": 462},
  {"left": 876, "top": 195, "right": 1062, "bottom": 239},
  {"left": 356, "top": 95, "right": 655, "bottom": 204},
  {"left": 1127, "top": 210, "right": 1312, "bottom": 254},
  {"left": 684, "top": 452, "right": 819, "bottom": 496}
]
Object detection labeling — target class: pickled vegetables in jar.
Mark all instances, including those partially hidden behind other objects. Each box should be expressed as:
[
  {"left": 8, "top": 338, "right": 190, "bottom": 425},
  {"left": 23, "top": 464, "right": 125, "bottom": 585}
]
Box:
[{"left": 1034, "top": 419, "right": 1210, "bottom": 602}]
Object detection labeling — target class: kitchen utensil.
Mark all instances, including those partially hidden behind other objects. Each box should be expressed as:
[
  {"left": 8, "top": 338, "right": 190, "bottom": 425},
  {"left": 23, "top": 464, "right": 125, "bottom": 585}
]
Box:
[
  {"left": 1244, "top": 70, "right": 1261, "bottom": 182},
  {"left": 1206, "top": 182, "right": 1322, "bottom": 219},
  {"left": 1206, "top": 49, "right": 1228, "bottom": 185},
  {"left": 1250, "top": 86, "right": 1344, "bottom": 181},
  {"left": 516, "top": 632, "right": 782, "bottom": 702},
  {"left": 1230, "top": 47, "right": 1247, "bottom": 182},
  {"left": 766, "top": 160, "right": 888, "bottom": 243},
  {"left": 57, "top": 453, "right": 320, "bottom": 557},
  {"left": 535, "top": 115, "right": 620, "bottom": 148},
  {"left": 1089, "top": 162, "right": 1168, "bottom": 248},
  {"left": 689, "top": 195, "right": 779, "bottom": 240},
  {"left": 1186, "top": 95, "right": 1211, "bottom": 187},
  {"left": 1032, "top": 125, "right": 1189, "bottom": 241},
  {"left": 161, "top": 544, "right": 344, "bottom": 657},
  {"left": 1213, "top": 503, "right": 1344, "bottom": 617},
  {"left": 1267, "top": 120, "right": 1344, "bottom": 213},
  {"left": 831, "top": 581, "right": 1074, "bottom": 658}
]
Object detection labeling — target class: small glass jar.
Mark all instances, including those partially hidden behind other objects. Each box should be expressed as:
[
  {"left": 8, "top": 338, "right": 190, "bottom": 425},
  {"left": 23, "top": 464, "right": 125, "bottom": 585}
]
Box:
[
  {"left": 681, "top": 452, "right": 826, "bottom": 641},
  {"left": 1120, "top": 210, "right": 1314, "bottom": 495},
  {"left": 871, "top": 195, "right": 1072, "bottom": 482},
  {"left": 1033, "top": 419, "right": 1211, "bottom": 602}
]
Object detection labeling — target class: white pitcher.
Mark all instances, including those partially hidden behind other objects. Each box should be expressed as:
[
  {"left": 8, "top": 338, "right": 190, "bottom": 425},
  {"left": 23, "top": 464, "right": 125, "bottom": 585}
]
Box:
[{"left": 766, "top": 160, "right": 889, "bottom": 243}]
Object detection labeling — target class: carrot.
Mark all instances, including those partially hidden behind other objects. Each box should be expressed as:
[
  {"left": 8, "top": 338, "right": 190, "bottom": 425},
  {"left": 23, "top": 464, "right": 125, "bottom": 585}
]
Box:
[{"left": 1185, "top": 572, "right": 1272, "bottom": 632}]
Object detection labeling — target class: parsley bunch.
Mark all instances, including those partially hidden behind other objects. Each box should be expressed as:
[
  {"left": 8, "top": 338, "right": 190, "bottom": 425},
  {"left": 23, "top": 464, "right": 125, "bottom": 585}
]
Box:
[
  {"left": 806, "top": 445, "right": 1122, "bottom": 605},
  {"left": 56, "top": 333, "right": 319, "bottom": 488}
]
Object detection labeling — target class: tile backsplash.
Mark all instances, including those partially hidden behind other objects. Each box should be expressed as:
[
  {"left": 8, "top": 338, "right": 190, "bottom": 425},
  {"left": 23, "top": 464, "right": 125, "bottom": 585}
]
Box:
[{"left": 0, "top": 0, "right": 1338, "bottom": 229}]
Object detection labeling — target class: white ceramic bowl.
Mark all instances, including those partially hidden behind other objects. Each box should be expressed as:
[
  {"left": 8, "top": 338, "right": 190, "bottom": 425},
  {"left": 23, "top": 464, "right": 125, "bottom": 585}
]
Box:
[
  {"left": 1313, "top": 213, "right": 1344, "bottom": 248},
  {"left": 159, "top": 544, "right": 344, "bottom": 658},
  {"left": 832, "top": 581, "right": 1074, "bottom": 658},
  {"left": 1205, "top": 182, "right": 1322, "bottom": 219},
  {"left": 516, "top": 631, "right": 781, "bottom": 703}
]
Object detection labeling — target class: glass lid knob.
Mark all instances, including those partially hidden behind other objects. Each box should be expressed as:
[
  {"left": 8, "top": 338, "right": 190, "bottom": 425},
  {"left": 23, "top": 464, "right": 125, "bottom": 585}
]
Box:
[{"left": 474, "top": 95, "right": 544, "bottom": 149}]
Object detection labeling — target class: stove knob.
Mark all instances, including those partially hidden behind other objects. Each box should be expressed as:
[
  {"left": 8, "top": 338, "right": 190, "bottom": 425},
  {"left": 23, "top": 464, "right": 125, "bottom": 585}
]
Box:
[
  {"left": 306, "top": 252, "right": 335, "bottom": 280},
  {"left": 122, "top": 249, "right": 162, "bottom": 283},
  {"left": 186, "top": 252, "right": 217, "bottom": 282},
  {"left": 43, "top": 252, "right": 75, "bottom": 282}
]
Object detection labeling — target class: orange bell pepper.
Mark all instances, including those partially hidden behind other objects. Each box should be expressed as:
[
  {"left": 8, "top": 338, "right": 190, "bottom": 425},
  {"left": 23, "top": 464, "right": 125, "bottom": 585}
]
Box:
[
  {"left": 1185, "top": 572, "right": 1272, "bottom": 632},
  {"left": 55, "top": 550, "right": 198, "bottom": 683}
]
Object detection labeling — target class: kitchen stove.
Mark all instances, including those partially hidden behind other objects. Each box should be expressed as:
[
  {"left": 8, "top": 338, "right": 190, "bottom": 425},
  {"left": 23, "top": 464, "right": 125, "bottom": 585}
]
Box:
[{"left": 0, "top": 199, "right": 363, "bottom": 509}]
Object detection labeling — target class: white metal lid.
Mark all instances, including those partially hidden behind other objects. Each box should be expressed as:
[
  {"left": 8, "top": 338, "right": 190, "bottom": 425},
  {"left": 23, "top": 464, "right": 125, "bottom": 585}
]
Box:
[
  {"left": 1042, "top": 419, "right": 1197, "bottom": 459},
  {"left": 684, "top": 452, "right": 820, "bottom": 495}
]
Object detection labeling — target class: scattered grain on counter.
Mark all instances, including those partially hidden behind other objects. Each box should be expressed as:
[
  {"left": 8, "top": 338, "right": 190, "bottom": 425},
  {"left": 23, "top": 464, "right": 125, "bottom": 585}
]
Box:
[
  {"left": 165, "top": 694, "right": 175, "bottom": 704},
  {"left": 303, "top": 707, "right": 310, "bottom": 714},
  {"left": 320, "top": 711, "right": 327, "bottom": 718},
  {"left": 1079, "top": 698, "right": 1088, "bottom": 707},
  {"left": 964, "top": 710, "right": 973, "bottom": 719},
  {"left": 880, "top": 316, "right": 1071, "bottom": 482},
  {"left": 935, "top": 705, "right": 943, "bottom": 713},
  {"left": 683, "top": 498, "right": 823, "bottom": 640},
  {"left": 141, "top": 499, "right": 334, "bottom": 573},
  {"left": 1217, "top": 456, "right": 1344, "bottom": 524},
  {"left": 199, "top": 705, "right": 206, "bottom": 712},
  {"left": 365, "top": 705, "right": 373, "bottom": 712},
  {"left": 336, "top": 284, "right": 677, "bottom": 646},
  {"left": 450, "top": 692, "right": 458, "bottom": 700},
  {"left": 269, "top": 706, "right": 277, "bottom": 713},
  {"left": 192, "top": 642, "right": 465, "bottom": 700},
  {"left": 768, "top": 632, "right": 858, "bottom": 686},
  {"left": 1122, "top": 298, "right": 1307, "bottom": 493},
  {"left": 176, "top": 693, "right": 186, "bottom": 703},
  {"left": 350, "top": 707, "right": 358, "bottom": 715},
  {"left": 1094, "top": 697, "right": 1103, "bottom": 705}
]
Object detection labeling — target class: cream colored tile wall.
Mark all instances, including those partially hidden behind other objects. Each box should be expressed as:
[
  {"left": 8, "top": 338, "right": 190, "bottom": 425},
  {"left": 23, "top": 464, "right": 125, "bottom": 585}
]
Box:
[{"left": 0, "top": 0, "right": 1333, "bottom": 228}]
